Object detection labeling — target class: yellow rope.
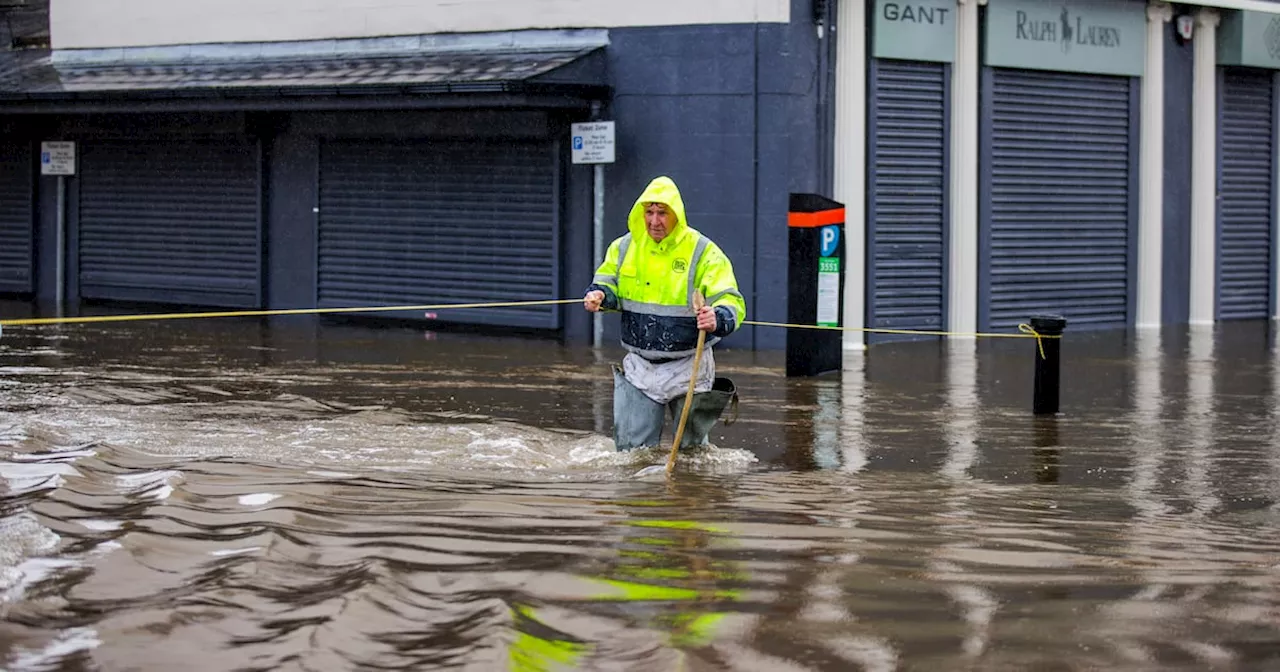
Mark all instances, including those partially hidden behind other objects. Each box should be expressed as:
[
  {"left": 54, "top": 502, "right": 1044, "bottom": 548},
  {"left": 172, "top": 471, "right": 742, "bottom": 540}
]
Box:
[
  {"left": 1018, "top": 323, "right": 1047, "bottom": 359},
  {"left": 741, "top": 320, "right": 1057, "bottom": 342},
  {"left": 0, "top": 298, "right": 1058, "bottom": 354},
  {"left": 0, "top": 298, "right": 582, "bottom": 327}
]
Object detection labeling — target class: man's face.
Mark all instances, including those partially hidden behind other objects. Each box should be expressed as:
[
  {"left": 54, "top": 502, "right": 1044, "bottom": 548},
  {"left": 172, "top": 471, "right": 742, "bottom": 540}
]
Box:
[{"left": 644, "top": 203, "right": 672, "bottom": 242}]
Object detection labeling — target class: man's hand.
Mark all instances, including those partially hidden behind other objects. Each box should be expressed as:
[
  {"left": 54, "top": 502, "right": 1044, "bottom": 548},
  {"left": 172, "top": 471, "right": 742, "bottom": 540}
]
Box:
[
  {"left": 584, "top": 290, "right": 605, "bottom": 312},
  {"left": 696, "top": 305, "right": 717, "bottom": 333}
]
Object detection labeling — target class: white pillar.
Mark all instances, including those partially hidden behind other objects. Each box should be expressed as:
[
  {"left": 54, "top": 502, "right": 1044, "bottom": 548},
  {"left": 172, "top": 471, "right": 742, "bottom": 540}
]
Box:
[
  {"left": 1128, "top": 327, "right": 1165, "bottom": 519},
  {"left": 937, "top": 340, "right": 995, "bottom": 658},
  {"left": 949, "top": 0, "right": 980, "bottom": 337},
  {"left": 1186, "top": 325, "right": 1219, "bottom": 514},
  {"left": 839, "top": 350, "right": 868, "bottom": 472},
  {"left": 1190, "top": 8, "right": 1220, "bottom": 325},
  {"left": 942, "top": 339, "right": 978, "bottom": 481},
  {"left": 1138, "top": 2, "right": 1172, "bottom": 329},
  {"left": 834, "top": 0, "right": 867, "bottom": 352}
]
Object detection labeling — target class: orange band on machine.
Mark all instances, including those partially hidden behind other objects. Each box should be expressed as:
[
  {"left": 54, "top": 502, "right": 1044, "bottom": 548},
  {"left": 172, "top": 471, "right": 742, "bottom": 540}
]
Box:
[{"left": 787, "top": 208, "right": 845, "bottom": 228}]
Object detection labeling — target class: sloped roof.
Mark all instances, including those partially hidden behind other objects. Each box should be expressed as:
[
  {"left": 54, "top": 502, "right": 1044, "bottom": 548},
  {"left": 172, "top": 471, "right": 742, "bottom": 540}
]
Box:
[{"left": 0, "top": 30, "right": 610, "bottom": 102}]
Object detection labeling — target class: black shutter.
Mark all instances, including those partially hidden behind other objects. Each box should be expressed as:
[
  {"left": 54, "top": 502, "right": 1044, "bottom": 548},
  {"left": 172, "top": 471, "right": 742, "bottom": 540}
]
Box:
[
  {"left": 1218, "top": 69, "right": 1275, "bottom": 320},
  {"left": 869, "top": 59, "right": 948, "bottom": 339},
  {"left": 0, "top": 141, "right": 33, "bottom": 294},
  {"left": 986, "top": 69, "right": 1134, "bottom": 330},
  {"left": 317, "top": 140, "right": 559, "bottom": 329},
  {"left": 78, "top": 139, "right": 262, "bottom": 308}
]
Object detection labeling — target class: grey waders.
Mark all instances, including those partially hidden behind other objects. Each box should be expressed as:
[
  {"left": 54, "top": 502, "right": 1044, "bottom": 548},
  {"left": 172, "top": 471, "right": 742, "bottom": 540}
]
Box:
[{"left": 612, "top": 365, "right": 738, "bottom": 451}]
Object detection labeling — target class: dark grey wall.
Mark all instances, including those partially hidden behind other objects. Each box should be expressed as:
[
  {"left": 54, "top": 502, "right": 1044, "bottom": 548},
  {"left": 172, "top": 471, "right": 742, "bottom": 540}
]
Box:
[
  {"left": 759, "top": 4, "right": 826, "bottom": 351},
  {"left": 34, "top": 170, "right": 59, "bottom": 304},
  {"left": 13, "top": 2, "right": 830, "bottom": 349},
  {"left": 1163, "top": 19, "right": 1194, "bottom": 326},
  {"left": 559, "top": 113, "right": 596, "bottom": 344},
  {"left": 602, "top": 0, "right": 826, "bottom": 351},
  {"left": 602, "top": 23, "right": 759, "bottom": 349}
]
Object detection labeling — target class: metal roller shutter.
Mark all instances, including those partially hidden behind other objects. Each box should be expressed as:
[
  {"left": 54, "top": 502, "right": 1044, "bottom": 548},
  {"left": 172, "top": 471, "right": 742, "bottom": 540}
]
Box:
[
  {"left": 0, "top": 141, "right": 33, "bottom": 294},
  {"left": 868, "top": 59, "right": 948, "bottom": 340},
  {"left": 986, "top": 69, "right": 1134, "bottom": 330},
  {"left": 1218, "top": 69, "right": 1275, "bottom": 320},
  {"left": 317, "top": 140, "right": 559, "bottom": 329},
  {"left": 79, "top": 139, "right": 262, "bottom": 308}
]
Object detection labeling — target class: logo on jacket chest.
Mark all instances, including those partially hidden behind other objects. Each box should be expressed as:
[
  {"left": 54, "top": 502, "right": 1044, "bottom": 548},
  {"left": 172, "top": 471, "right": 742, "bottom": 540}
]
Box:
[{"left": 672, "top": 258, "right": 688, "bottom": 274}]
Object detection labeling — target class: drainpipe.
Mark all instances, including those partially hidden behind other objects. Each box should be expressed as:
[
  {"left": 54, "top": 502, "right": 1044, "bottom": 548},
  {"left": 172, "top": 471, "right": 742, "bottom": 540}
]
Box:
[
  {"left": 591, "top": 100, "right": 604, "bottom": 347},
  {"left": 1138, "top": 2, "right": 1173, "bottom": 329},
  {"left": 834, "top": 0, "right": 867, "bottom": 352},
  {"left": 1190, "top": 8, "right": 1220, "bottom": 325},
  {"left": 56, "top": 175, "right": 66, "bottom": 316},
  {"left": 949, "top": 0, "right": 981, "bottom": 337}
]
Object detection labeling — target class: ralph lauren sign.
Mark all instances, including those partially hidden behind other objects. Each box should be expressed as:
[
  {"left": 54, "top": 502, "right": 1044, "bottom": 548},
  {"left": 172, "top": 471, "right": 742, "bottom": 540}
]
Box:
[{"left": 985, "top": 0, "right": 1145, "bottom": 77}]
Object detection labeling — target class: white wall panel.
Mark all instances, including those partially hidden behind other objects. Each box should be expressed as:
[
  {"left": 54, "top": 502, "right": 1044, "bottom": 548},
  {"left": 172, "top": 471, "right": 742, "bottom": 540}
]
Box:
[{"left": 52, "top": 0, "right": 790, "bottom": 49}]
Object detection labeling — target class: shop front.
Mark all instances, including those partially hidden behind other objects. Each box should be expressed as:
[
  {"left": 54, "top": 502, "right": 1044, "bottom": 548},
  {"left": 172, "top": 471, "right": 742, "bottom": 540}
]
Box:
[{"left": 979, "top": 0, "right": 1145, "bottom": 331}]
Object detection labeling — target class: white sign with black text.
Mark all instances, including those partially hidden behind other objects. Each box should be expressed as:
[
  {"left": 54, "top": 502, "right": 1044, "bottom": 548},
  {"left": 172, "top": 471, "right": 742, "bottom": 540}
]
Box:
[
  {"left": 571, "top": 122, "right": 615, "bottom": 164},
  {"left": 40, "top": 141, "right": 77, "bottom": 176}
]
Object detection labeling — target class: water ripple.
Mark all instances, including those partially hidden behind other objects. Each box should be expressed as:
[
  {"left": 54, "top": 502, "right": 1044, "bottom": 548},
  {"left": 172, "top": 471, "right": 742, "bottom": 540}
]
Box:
[{"left": 4, "top": 318, "right": 1280, "bottom": 669}]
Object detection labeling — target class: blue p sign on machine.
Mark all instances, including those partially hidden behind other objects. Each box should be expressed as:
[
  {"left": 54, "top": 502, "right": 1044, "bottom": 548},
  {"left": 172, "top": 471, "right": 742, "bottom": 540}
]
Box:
[{"left": 820, "top": 225, "right": 840, "bottom": 258}]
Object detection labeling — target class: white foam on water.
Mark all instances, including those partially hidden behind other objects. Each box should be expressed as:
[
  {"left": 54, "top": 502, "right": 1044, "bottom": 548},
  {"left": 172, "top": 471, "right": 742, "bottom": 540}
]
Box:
[
  {"left": 114, "top": 469, "right": 183, "bottom": 496},
  {"left": 0, "top": 513, "right": 62, "bottom": 604},
  {"left": 7, "top": 447, "right": 99, "bottom": 462},
  {"left": 0, "top": 367, "right": 57, "bottom": 375},
  {"left": 0, "top": 347, "right": 65, "bottom": 357},
  {"left": 211, "top": 546, "right": 263, "bottom": 557},
  {"left": 1, "top": 400, "right": 762, "bottom": 483},
  {"left": 632, "top": 464, "right": 668, "bottom": 478},
  {"left": 238, "top": 493, "right": 281, "bottom": 506},
  {"left": 78, "top": 519, "right": 123, "bottom": 532},
  {"left": 1, "top": 556, "right": 80, "bottom": 605},
  {"left": 0, "top": 537, "right": 120, "bottom": 610},
  {"left": 6, "top": 627, "right": 102, "bottom": 672},
  {"left": 0, "top": 461, "right": 81, "bottom": 493}
]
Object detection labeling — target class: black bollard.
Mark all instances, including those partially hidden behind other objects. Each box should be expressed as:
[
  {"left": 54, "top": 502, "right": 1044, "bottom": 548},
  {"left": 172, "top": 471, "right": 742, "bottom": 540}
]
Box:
[
  {"left": 1030, "top": 314, "right": 1067, "bottom": 415},
  {"left": 1032, "top": 415, "right": 1060, "bottom": 484}
]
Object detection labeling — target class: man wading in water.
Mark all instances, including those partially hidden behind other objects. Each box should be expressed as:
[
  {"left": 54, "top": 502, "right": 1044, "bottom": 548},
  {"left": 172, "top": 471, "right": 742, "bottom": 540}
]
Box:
[{"left": 583, "top": 176, "right": 746, "bottom": 452}]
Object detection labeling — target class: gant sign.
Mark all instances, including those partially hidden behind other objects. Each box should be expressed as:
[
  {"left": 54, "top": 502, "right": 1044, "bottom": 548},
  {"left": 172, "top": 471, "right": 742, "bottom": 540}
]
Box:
[
  {"left": 873, "top": 0, "right": 955, "bottom": 63},
  {"left": 986, "top": 0, "right": 1145, "bottom": 77}
]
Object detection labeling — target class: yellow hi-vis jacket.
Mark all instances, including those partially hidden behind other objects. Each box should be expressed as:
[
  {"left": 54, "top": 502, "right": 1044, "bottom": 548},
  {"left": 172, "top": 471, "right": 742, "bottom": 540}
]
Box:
[{"left": 587, "top": 176, "right": 746, "bottom": 360}]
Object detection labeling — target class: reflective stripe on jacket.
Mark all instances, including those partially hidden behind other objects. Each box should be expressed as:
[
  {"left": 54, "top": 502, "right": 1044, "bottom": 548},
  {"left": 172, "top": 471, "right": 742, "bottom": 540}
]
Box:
[{"left": 587, "top": 176, "right": 746, "bottom": 360}]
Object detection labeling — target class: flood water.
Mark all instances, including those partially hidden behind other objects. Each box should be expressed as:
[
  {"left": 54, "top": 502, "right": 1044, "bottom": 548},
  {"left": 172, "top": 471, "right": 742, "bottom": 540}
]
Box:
[{"left": 3, "top": 302, "right": 1280, "bottom": 671}]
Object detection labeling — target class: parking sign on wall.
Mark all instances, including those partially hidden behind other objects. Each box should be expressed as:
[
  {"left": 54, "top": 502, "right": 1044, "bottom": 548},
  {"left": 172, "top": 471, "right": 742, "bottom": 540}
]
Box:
[
  {"left": 570, "top": 122, "right": 615, "bottom": 164},
  {"left": 40, "top": 141, "right": 76, "bottom": 175}
]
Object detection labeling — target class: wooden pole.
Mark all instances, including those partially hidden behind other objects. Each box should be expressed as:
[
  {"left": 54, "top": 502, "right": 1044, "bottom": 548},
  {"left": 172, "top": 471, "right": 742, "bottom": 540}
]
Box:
[{"left": 667, "top": 290, "right": 707, "bottom": 475}]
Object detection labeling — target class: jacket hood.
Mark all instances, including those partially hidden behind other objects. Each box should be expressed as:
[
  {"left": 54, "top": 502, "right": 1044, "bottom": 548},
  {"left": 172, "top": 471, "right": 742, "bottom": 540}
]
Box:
[{"left": 627, "top": 176, "right": 689, "bottom": 244}]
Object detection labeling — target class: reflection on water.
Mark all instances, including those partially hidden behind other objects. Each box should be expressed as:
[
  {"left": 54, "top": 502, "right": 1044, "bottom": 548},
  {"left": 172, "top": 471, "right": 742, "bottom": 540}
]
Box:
[{"left": 3, "top": 306, "right": 1280, "bottom": 670}]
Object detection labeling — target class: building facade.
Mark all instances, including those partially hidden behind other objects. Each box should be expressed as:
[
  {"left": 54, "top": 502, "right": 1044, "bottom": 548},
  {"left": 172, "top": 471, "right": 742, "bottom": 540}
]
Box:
[
  {"left": 1, "top": 0, "right": 1279, "bottom": 351},
  {"left": 846, "top": 0, "right": 1280, "bottom": 349}
]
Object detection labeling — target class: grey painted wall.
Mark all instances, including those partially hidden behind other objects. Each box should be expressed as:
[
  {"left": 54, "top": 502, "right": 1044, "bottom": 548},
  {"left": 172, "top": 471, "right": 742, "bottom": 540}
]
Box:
[
  {"left": 35, "top": 171, "right": 59, "bottom": 304},
  {"left": 601, "top": 23, "right": 761, "bottom": 350},
  {"left": 559, "top": 114, "right": 596, "bottom": 344},
  {"left": 265, "top": 131, "right": 318, "bottom": 312},
  {"left": 13, "top": 2, "right": 829, "bottom": 351},
  {"left": 600, "top": 0, "right": 825, "bottom": 352}
]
